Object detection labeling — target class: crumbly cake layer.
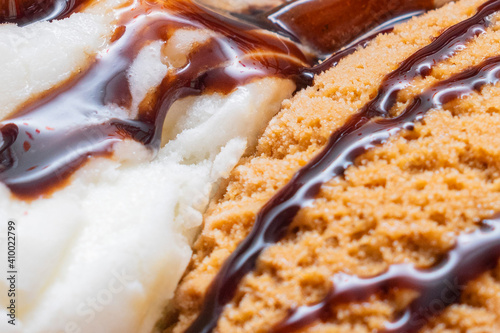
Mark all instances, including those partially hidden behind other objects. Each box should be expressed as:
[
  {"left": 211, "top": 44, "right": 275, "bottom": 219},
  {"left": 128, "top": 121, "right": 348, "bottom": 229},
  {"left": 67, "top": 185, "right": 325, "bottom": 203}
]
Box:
[{"left": 173, "top": 0, "right": 500, "bottom": 332}]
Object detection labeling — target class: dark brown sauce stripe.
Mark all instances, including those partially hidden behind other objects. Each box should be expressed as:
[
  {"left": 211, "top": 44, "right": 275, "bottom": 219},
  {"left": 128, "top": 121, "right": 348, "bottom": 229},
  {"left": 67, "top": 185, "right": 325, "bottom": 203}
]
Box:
[
  {"left": 0, "top": 0, "right": 90, "bottom": 25},
  {"left": 297, "top": 10, "right": 426, "bottom": 88},
  {"left": 274, "top": 217, "right": 500, "bottom": 333},
  {"left": 241, "top": 0, "right": 436, "bottom": 54},
  {"left": 185, "top": 1, "right": 500, "bottom": 332},
  {"left": 273, "top": 54, "right": 500, "bottom": 333},
  {"left": 0, "top": 0, "right": 308, "bottom": 199}
]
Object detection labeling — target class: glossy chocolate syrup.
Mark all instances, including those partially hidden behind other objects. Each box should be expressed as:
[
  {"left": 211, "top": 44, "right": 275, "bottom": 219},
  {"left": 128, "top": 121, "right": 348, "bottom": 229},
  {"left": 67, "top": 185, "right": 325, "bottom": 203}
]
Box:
[
  {"left": 273, "top": 54, "right": 500, "bottom": 333},
  {"left": 242, "top": 0, "right": 436, "bottom": 54},
  {"left": 185, "top": 1, "right": 500, "bottom": 332},
  {"left": 0, "top": 0, "right": 89, "bottom": 25},
  {"left": 296, "top": 10, "right": 426, "bottom": 88},
  {"left": 0, "top": 0, "right": 308, "bottom": 199},
  {"left": 274, "top": 216, "right": 500, "bottom": 333}
]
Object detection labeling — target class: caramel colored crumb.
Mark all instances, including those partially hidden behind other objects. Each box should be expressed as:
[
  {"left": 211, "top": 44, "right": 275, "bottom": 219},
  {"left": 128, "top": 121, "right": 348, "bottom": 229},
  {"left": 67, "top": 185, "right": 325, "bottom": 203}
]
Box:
[{"left": 173, "top": 0, "right": 500, "bottom": 332}]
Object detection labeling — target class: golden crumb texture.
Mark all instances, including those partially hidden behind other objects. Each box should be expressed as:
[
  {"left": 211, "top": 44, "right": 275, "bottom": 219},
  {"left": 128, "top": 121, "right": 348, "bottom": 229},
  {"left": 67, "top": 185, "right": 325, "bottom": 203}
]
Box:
[{"left": 172, "top": 0, "right": 500, "bottom": 332}]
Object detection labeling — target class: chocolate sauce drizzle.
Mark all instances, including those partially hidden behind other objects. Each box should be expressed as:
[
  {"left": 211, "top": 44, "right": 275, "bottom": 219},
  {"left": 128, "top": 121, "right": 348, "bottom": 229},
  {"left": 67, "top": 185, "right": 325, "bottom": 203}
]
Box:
[
  {"left": 275, "top": 218, "right": 500, "bottom": 333},
  {"left": 0, "top": 0, "right": 308, "bottom": 199},
  {"left": 273, "top": 54, "right": 500, "bottom": 333},
  {"left": 261, "top": 0, "right": 436, "bottom": 54},
  {"left": 0, "top": 0, "right": 89, "bottom": 25},
  {"left": 185, "top": 1, "right": 500, "bottom": 332},
  {"left": 296, "top": 10, "right": 426, "bottom": 88},
  {"left": 3, "top": 0, "right": 500, "bottom": 330}
]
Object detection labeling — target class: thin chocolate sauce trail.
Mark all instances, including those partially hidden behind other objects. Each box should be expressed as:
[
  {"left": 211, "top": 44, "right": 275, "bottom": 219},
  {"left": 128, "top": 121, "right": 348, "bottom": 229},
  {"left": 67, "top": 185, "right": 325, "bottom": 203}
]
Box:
[
  {"left": 0, "top": 0, "right": 308, "bottom": 199},
  {"left": 185, "top": 1, "right": 500, "bottom": 332},
  {"left": 0, "top": 0, "right": 90, "bottom": 25},
  {"left": 273, "top": 54, "right": 500, "bottom": 333}
]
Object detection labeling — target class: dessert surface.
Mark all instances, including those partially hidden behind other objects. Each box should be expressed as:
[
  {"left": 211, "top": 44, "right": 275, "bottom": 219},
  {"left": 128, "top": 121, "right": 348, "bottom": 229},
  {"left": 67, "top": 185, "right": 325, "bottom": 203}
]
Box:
[
  {"left": 2, "top": 0, "right": 500, "bottom": 332},
  {"left": 0, "top": 0, "right": 306, "bottom": 332},
  {"left": 173, "top": 0, "right": 500, "bottom": 332}
]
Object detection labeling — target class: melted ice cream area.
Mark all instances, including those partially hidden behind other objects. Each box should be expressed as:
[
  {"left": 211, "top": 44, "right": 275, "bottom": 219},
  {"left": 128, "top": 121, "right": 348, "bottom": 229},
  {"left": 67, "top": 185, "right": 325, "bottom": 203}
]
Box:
[{"left": 0, "top": 0, "right": 299, "bottom": 332}]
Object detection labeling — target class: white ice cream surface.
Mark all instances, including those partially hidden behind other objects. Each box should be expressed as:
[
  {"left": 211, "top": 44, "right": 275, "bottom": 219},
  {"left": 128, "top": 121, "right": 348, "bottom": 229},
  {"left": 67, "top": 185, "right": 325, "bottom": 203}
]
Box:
[
  {"left": 0, "top": 6, "right": 296, "bottom": 333},
  {"left": 0, "top": 14, "right": 111, "bottom": 118}
]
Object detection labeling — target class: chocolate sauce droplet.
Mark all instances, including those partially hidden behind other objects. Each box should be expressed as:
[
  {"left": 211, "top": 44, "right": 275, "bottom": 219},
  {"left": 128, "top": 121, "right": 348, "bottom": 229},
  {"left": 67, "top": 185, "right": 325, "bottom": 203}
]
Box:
[{"left": 185, "top": 1, "right": 500, "bottom": 332}]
